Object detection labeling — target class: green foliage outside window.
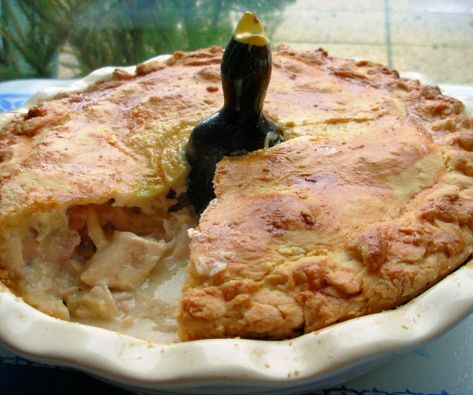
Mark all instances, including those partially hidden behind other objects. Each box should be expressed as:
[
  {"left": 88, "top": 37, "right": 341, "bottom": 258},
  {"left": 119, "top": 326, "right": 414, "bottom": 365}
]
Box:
[{"left": 0, "top": 0, "right": 295, "bottom": 80}]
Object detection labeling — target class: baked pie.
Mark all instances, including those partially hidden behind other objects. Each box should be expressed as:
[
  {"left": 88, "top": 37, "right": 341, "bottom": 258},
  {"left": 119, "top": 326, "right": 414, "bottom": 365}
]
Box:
[{"left": 0, "top": 21, "right": 472, "bottom": 342}]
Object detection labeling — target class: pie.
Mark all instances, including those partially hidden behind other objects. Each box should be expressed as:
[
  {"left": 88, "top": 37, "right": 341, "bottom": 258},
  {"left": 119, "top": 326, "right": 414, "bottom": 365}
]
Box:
[{"left": 0, "top": 46, "right": 472, "bottom": 342}]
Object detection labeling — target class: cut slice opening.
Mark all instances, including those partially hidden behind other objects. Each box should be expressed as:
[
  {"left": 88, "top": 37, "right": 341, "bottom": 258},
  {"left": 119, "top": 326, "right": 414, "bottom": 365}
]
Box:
[{"left": 2, "top": 192, "right": 197, "bottom": 343}]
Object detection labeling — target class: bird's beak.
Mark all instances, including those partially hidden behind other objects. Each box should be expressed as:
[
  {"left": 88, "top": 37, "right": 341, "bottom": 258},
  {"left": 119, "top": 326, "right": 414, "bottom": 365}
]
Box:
[{"left": 233, "top": 11, "right": 269, "bottom": 46}]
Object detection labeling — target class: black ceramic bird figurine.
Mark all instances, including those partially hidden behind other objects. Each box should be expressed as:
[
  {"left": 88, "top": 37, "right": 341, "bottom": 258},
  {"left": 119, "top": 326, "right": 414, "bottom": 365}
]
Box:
[{"left": 186, "top": 11, "right": 283, "bottom": 213}]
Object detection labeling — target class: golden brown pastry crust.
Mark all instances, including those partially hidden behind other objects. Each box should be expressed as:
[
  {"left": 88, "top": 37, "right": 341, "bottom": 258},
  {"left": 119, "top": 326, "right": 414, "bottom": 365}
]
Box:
[
  {"left": 0, "top": 47, "right": 226, "bottom": 228},
  {"left": 0, "top": 46, "right": 472, "bottom": 341},
  {"left": 178, "top": 46, "right": 473, "bottom": 340}
]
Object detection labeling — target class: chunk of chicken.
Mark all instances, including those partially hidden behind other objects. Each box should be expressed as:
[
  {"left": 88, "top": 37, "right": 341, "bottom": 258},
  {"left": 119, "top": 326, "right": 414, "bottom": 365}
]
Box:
[
  {"left": 81, "top": 231, "right": 167, "bottom": 291},
  {"left": 66, "top": 284, "right": 119, "bottom": 321}
]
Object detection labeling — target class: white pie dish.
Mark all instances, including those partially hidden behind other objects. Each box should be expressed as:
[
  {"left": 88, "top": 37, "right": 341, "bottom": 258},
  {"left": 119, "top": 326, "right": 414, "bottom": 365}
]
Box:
[
  {"left": 1, "top": 261, "right": 473, "bottom": 394},
  {"left": 0, "top": 57, "right": 472, "bottom": 394}
]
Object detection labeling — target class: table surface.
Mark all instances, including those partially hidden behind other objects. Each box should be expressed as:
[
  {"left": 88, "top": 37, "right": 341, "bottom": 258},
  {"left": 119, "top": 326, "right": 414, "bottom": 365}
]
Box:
[{"left": 0, "top": 80, "right": 472, "bottom": 395}]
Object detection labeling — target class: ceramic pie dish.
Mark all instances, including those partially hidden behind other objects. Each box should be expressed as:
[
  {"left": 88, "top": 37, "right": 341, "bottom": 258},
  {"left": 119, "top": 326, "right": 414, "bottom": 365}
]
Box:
[
  {"left": 0, "top": 51, "right": 472, "bottom": 394},
  {"left": 1, "top": 259, "right": 472, "bottom": 394}
]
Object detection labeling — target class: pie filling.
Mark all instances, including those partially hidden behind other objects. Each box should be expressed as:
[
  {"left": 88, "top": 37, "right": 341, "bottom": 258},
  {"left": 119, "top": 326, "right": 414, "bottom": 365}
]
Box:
[{"left": 3, "top": 191, "right": 196, "bottom": 343}]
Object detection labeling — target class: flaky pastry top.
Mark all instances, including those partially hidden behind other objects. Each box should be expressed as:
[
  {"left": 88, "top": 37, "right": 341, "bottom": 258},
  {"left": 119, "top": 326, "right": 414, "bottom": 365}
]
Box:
[{"left": 178, "top": 47, "right": 473, "bottom": 340}]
